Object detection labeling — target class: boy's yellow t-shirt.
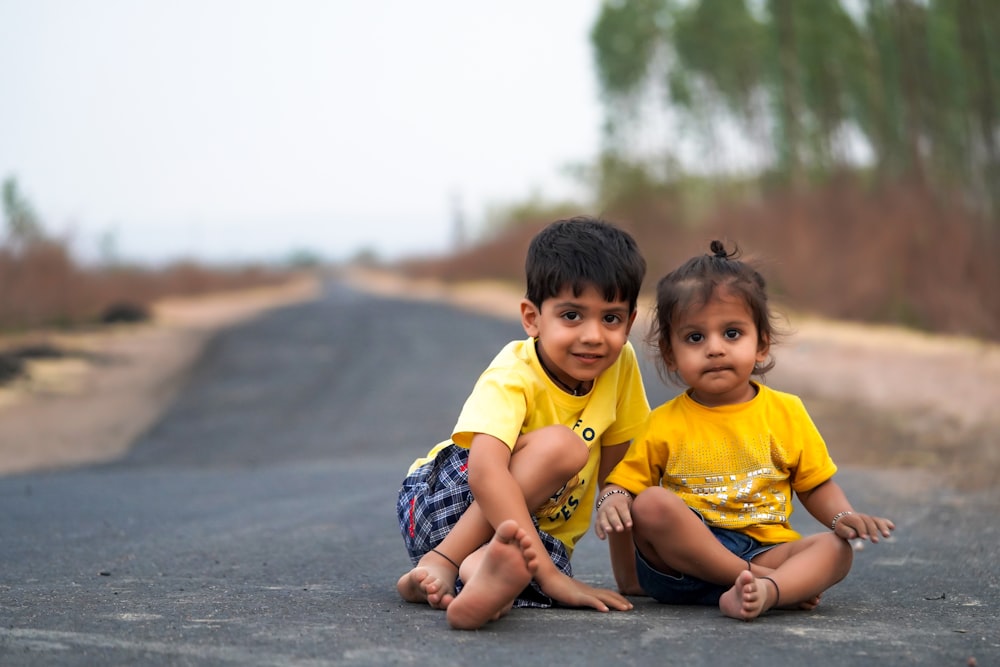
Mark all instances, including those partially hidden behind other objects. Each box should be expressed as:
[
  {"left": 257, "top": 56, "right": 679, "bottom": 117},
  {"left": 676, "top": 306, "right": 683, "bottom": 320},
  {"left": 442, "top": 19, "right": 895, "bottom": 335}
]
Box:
[
  {"left": 408, "top": 337, "right": 650, "bottom": 556},
  {"left": 607, "top": 383, "right": 838, "bottom": 544}
]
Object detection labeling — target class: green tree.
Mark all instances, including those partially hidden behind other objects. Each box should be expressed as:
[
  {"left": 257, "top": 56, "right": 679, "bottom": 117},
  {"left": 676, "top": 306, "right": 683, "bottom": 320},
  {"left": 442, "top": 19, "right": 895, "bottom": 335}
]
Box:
[
  {"left": 590, "top": 0, "right": 670, "bottom": 153},
  {"left": 590, "top": 0, "right": 1000, "bottom": 218},
  {"left": 2, "top": 177, "right": 44, "bottom": 251}
]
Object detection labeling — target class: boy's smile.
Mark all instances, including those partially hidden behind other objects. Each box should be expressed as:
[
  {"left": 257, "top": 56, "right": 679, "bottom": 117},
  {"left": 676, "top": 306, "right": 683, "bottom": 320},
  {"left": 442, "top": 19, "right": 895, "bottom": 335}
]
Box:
[{"left": 521, "top": 284, "right": 635, "bottom": 394}]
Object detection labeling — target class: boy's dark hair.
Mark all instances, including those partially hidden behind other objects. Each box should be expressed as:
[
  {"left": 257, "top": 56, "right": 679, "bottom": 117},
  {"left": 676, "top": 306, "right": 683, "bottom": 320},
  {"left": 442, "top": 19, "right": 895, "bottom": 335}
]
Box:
[
  {"left": 649, "top": 240, "right": 782, "bottom": 384},
  {"left": 524, "top": 217, "right": 646, "bottom": 313}
]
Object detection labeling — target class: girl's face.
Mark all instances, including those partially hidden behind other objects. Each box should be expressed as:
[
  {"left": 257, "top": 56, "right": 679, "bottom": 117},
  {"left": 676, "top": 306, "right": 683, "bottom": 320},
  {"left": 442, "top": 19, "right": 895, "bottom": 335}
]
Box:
[{"left": 665, "top": 288, "right": 769, "bottom": 407}]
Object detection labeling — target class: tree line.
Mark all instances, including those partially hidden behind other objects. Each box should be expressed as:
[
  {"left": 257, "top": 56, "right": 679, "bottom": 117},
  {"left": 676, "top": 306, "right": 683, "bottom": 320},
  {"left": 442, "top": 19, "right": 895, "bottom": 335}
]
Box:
[{"left": 591, "top": 0, "right": 1000, "bottom": 222}]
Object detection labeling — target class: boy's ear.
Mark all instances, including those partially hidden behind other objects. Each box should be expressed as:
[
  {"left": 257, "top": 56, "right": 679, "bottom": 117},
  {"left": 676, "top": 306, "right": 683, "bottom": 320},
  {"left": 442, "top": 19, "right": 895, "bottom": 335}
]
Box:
[
  {"left": 625, "top": 309, "right": 638, "bottom": 334},
  {"left": 520, "top": 298, "right": 540, "bottom": 337}
]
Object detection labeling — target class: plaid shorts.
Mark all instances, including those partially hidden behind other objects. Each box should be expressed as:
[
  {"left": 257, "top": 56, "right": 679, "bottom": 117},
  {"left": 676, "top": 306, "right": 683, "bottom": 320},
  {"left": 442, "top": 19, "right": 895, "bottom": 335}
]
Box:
[{"left": 396, "top": 443, "right": 573, "bottom": 608}]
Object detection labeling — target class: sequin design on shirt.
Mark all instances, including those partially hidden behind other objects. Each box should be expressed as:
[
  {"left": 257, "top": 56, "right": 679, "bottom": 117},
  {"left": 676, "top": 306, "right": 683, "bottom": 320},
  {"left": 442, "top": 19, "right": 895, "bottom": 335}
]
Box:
[{"left": 664, "top": 431, "right": 791, "bottom": 530}]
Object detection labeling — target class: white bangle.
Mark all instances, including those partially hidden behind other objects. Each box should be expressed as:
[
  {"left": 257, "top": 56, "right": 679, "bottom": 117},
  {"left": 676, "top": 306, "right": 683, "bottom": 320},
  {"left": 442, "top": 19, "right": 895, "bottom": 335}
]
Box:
[
  {"left": 830, "top": 511, "right": 853, "bottom": 531},
  {"left": 596, "top": 488, "right": 631, "bottom": 510}
]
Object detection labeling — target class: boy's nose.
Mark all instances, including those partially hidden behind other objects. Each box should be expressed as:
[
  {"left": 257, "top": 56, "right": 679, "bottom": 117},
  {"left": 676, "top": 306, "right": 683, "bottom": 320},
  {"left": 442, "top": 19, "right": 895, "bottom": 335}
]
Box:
[{"left": 579, "top": 319, "right": 602, "bottom": 343}]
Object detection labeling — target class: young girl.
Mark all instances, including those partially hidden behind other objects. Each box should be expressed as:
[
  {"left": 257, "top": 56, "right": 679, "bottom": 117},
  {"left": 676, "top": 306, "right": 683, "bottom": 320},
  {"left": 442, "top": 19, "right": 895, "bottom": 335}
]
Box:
[{"left": 595, "top": 240, "right": 895, "bottom": 621}]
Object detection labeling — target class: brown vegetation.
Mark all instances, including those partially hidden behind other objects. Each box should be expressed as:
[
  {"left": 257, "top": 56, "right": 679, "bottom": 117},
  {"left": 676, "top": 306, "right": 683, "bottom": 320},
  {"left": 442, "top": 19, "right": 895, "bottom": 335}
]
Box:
[
  {"left": 399, "top": 178, "right": 1000, "bottom": 342},
  {"left": 0, "top": 240, "right": 297, "bottom": 333}
]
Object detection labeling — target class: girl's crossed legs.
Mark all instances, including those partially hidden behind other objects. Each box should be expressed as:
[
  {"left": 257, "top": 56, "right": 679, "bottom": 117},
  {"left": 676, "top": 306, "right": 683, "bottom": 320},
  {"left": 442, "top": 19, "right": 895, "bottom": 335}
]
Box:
[{"left": 631, "top": 486, "right": 853, "bottom": 620}]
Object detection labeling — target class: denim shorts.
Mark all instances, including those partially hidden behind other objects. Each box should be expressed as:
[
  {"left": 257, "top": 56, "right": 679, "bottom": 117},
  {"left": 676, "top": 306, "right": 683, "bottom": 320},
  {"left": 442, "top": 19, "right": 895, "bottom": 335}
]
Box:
[
  {"left": 396, "top": 443, "right": 572, "bottom": 608},
  {"left": 635, "top": 513, "right": 777, "bottom": 606}
]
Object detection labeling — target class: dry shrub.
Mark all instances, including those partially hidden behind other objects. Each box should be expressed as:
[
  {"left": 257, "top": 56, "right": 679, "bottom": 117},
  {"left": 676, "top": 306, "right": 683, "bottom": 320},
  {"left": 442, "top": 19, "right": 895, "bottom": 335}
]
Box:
[
  {"left": 0, "top": 241, "right": 81, "bottom": 328},
  {"left": 0, "top": 242, "right": 296, "bottom": 332},
  {"left": 398, "top": 219, "right": 549, "bottom": 286},
  {"left": 698, "top": 179, "right": 1000, "bottom": 339},
  {"left": 396, "top": 178, "right": 1000, "bottom": 341}
]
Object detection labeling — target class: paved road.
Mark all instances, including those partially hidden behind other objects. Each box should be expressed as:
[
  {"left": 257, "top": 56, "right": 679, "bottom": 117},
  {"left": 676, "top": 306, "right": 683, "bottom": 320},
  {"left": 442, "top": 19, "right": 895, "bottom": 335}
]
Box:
[{"left": 1, "top": 280, "right": 997, "bottom": 666}]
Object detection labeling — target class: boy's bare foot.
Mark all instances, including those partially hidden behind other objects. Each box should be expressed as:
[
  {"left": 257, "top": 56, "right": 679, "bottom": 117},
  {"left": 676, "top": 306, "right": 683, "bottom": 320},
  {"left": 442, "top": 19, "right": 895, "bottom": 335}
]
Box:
[
  {"left": 719, "top": 569, "right": 776, "bottom": 621},
  {"left": 446, "top": 519, "right": 539, "bottom": 630},
  {"left": 396, "top": 551, "right": 459, "bottom": 609}
]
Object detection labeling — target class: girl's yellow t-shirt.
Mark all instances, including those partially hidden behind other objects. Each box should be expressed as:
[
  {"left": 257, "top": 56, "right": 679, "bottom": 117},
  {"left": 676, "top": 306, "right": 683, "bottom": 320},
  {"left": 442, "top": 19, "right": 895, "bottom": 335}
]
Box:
[{"left": 607, "top": 383, "right": 838, "bottom": 544}]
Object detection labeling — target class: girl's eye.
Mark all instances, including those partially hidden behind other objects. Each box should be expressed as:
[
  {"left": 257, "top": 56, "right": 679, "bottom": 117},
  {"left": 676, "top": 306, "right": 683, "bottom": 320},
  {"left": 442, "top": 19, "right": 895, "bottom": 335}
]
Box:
[
  {"left": 725, "top": 329, "right": 741, "bottom": 340},
  {"left": 686, "top": 332, "right": 704, "bottom": 344}
]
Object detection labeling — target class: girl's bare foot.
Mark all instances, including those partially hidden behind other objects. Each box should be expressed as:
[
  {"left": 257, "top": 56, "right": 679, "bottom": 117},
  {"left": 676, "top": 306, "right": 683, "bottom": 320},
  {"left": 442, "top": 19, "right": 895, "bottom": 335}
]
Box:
[
  {"left": 795, "top": 593, "right": 822, "bottom": 611},
  {"left": 719, "top": 569, "right": 776, "bottom": 621},
  {"left": 446, "top": 520, "right": 539, "bottom": 630},
  {"left": 396, "top": 550, "right": 459, "bottom": 609}
]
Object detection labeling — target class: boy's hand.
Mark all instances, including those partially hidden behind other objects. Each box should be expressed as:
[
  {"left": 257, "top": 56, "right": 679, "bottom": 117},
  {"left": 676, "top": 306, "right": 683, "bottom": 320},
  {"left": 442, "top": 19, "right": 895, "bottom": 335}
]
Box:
[
  {"left": 537, "top": 569, "right": 632, "bottom": 612},
  {"left": 595, "top": 486, "right": 633, "bottom": 540},
  {"left": 833, "top": 511, "right": 895, "bottom": 543}
]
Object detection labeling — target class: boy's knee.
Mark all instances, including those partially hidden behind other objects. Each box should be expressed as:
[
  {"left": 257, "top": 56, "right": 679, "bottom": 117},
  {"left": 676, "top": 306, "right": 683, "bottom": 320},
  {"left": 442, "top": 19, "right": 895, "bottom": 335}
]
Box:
[
  {"left": 554, "top": 426, "right": 588, "bottom": 473},
  {"left": 516, "top": 424, "right": 588, "bottom": 470}
]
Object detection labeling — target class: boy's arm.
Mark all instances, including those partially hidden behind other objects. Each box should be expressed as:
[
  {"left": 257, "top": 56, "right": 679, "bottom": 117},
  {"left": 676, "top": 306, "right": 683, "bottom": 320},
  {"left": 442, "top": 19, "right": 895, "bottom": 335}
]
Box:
[
  {"left": 466, "top": 433, "right": 582, "bottom": 585},
  {"left": 466, "top": 433, "right": 541, "bottom": 550},
  {"left": 467, "top": 432, "right": 632, "bottom": 612},
  {"left": 598, "top": 442, "right": 642, "bottom": 596},
  {"left": 797, "top": 478, "right": 895, "bottom": 543}
]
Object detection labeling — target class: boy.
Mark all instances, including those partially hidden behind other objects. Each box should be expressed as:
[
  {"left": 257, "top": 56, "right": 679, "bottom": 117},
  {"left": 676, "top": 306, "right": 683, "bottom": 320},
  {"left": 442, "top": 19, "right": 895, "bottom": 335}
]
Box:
[{"left": 396, "top": 217, "right": 650, "bottom": 630}]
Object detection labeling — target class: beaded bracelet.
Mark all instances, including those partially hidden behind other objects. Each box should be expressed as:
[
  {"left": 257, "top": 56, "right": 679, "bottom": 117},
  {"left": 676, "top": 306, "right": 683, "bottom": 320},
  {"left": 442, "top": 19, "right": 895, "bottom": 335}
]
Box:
[
  {"left": 830, "top": 510, "right": 853, "bottom": 531},
  {"left": 596, "top": 488, "right": 632, "bottom": 510}
]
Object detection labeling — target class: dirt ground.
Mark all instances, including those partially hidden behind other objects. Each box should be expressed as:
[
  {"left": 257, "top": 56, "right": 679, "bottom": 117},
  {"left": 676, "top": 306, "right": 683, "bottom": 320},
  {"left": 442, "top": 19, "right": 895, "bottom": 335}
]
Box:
[
  {"left": 0, "top": 276, "right": 321, "bottom": 475},
  {"left": 348, "top": 269, "right": 1000, "bottom": 490},
  {"left": 2, "top": 268, "right": 998, "bottom": 490}
]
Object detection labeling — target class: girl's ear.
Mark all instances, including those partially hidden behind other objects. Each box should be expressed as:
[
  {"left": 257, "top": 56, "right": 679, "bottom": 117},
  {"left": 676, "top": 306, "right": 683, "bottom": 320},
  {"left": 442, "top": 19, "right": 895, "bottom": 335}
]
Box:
[
  {"left": 661, "top": 341, "right": 678, "bottom": 371},
  {"left": 520, "top": 298, "right": 540, "bottom": 337},
  {"left": 756, "top": 333, "right": 771, "bottom": 363}
]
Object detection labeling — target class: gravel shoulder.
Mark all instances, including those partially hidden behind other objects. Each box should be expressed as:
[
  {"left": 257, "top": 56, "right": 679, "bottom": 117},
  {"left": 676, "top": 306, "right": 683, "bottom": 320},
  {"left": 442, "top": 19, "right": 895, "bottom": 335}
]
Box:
[
  {"left": 0, "top": 276, "right": 321, "bottom": 475},
  {"left": 1, "top": 268, "right": 997, "bottom": 489},
  {"left": 346, "top": 268, "right": 1000, "bottom": 490}
]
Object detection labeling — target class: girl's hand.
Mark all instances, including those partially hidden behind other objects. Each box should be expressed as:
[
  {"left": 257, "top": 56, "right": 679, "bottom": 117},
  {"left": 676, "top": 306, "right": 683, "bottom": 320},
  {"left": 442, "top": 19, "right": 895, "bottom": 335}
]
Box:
[
  {"left": 595, "top": 486, "right": 633, "bottom": 540},
  {"left": 833, "top": 511, "right": 895, "bottom": 543}
]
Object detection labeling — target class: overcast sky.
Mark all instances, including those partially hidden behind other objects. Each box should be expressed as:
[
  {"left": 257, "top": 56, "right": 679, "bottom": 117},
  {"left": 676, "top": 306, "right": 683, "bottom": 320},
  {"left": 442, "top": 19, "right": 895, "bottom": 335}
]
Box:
[{"left": 0, "top": 1, "right": 604, "bottom": 265}]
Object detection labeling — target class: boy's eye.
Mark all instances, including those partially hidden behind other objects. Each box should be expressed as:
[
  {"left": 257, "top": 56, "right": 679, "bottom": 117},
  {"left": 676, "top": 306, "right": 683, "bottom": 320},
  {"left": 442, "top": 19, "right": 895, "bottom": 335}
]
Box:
[
  {"left": 603, "top": 314, "right": 623, "bottom": 325},
  {"left": 562, "top": 311, "right": 581, "bottom": 322}
]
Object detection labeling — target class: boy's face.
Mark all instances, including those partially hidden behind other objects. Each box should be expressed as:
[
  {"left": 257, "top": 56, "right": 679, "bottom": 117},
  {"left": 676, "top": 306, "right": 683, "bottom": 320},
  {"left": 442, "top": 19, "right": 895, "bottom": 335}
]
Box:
[
  {"left": 665, "top": 288, "right": 769, "bottom": 407},
  {"left": 520, "top": 284, "right": 636, "bottom": 392}
]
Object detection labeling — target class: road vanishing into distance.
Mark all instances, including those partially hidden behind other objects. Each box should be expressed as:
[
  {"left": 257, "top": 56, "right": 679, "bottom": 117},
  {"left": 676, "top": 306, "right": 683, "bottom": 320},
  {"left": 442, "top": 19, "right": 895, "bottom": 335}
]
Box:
[{"left": 1, "top": 279, "right": 997, "bottom": 666}]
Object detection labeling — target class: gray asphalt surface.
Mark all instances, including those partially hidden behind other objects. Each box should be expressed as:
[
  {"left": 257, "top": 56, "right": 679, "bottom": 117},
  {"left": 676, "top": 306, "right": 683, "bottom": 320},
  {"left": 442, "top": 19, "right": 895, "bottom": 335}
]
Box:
[{"left": 1, "top": 279, "right": 997, "bottom": 666}]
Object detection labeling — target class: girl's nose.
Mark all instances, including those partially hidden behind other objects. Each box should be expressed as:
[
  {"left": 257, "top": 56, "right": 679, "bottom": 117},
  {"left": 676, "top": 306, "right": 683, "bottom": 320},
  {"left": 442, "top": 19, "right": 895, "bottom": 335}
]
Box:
[{"left": 705, "top": 334, "right": 725, "bottom": 356}]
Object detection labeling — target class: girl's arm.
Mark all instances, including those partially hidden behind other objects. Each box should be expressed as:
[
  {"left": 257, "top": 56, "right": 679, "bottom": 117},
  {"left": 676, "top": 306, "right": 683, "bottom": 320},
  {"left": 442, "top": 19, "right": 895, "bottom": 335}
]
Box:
[
  {"left": 597, "top": 442, "right": 642, "bottom": 595},
  {"left": 797, "top": 479, "right": 896, "bottom": 543}
]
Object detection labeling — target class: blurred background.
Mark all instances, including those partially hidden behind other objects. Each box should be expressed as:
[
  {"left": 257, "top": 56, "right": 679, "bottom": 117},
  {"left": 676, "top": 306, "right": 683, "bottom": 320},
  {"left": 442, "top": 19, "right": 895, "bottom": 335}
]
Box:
[{"left": 1, "top": 0, "right": 998, "bottom": 340}]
